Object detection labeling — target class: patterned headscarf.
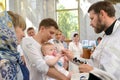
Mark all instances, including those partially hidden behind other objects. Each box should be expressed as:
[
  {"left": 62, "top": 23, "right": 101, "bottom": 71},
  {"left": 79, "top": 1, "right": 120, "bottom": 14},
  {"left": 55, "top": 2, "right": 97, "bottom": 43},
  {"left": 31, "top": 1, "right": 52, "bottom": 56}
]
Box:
[
  {"left": 0, "top": 11, "right": 18, "bottom": 51},
  {"left": 0, "top": 11, "right": 22, "bottom": 80}
]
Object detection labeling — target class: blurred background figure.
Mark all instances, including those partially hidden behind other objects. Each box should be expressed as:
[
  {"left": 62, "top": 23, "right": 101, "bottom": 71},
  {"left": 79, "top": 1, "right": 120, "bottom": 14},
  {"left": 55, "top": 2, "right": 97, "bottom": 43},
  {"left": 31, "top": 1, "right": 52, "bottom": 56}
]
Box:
[
  {"left": 90, "top": 36, "right": 102, "bottom": 54},
  {"left": 60, "top": 34, "right": 68, "bottom": 49},
  {"left": 53, "top": 29, "right": 65, "bottom": 53},
  {"left": 51, "top": 29, "right": 69, "bottom": 70},
  {"left": 27, "top": 27, "right": 36, "bottom": 37},
  {"left": 90, "top": 37, "right": 102, "bottom": 54},
  {"left": 96, "top": 37, "right": 102, "bottom": 45},
  {"left": 68, "top": 33, "right": 83, "bottom": 73},
  {"left": 20, "top": 27, "right": 35, "bottom": 63}
]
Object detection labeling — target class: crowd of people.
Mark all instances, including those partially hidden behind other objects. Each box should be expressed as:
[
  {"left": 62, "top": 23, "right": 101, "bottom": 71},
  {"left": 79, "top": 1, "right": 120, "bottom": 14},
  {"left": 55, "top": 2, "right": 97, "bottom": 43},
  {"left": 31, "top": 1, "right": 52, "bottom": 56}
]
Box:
[{"left": 0, "top": 1, "right": 120, "bottom": 80}]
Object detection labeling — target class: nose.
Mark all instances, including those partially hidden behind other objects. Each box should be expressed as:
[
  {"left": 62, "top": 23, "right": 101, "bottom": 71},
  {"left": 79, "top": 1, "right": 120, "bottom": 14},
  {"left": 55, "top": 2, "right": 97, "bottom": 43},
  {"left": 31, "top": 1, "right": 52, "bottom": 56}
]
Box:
[
  {"left": 90, "top": 23, "right": 92, "bottom": 26},
  {"left": 51, "top": 34, "right": 55, "bottom": 39},
  {"left": 90, "top": 21, "right": 92, "bottom": 26},
  {"left": 90, "top": 22, "right": 94, "bottom": 27}
]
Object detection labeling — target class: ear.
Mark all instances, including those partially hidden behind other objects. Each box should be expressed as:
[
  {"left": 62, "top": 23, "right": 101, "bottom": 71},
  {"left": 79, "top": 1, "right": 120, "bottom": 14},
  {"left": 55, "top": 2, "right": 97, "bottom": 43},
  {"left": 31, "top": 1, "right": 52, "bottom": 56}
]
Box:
[
  {"left": 100, "top": 10, "right": 107, "bottom": 17},
  {"left": 40, "top": 26, "right": 45, "bottom": 31}
]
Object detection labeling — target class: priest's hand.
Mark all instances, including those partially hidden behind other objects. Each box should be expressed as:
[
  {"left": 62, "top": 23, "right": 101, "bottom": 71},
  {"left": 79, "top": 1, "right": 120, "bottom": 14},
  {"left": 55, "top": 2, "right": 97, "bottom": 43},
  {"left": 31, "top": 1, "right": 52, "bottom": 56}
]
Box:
[{"left": 79, "top": 64, "right": 93, "bottom": 73}]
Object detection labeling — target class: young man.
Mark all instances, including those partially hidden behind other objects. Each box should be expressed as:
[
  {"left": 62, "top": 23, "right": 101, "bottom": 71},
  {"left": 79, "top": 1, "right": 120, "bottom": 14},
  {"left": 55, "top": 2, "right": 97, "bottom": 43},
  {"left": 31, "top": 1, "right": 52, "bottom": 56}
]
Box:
[
  {"left": 27, "top": 27, "right": 36, "bottom": 37},
  {"left": 62, "top": 1, "right": 120, "bottom": 80},
  {"left": 21, "top": 18, "right": 69, "bottom": 80}
]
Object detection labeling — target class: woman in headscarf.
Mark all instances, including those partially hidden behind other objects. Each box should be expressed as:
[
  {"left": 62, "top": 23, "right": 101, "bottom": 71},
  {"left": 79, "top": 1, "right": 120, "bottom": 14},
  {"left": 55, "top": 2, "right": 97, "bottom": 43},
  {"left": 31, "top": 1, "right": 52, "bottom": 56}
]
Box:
[{"left": 0, "top": 11, "right": 29, "bottom": 80}]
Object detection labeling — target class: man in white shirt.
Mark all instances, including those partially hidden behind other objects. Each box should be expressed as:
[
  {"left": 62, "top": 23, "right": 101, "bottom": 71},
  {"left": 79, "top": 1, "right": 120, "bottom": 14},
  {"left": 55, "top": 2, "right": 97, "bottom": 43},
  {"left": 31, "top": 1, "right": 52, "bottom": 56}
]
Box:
[
  {"left": 17, "top": 45, "right": 26, "bottom": 64},
  {"left": 62, "top": 1, "right": 120, "bottom": 80},
  {"left": 21, "top": 18, "right": 69, "bottom": 80}
]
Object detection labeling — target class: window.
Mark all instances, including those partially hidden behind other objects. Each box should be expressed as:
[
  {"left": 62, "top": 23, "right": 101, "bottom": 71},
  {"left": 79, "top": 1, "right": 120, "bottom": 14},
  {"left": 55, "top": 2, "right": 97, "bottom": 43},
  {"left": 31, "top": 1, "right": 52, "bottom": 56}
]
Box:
[{"left": 56, "top": 0, "right": 80, "bottom": 40}]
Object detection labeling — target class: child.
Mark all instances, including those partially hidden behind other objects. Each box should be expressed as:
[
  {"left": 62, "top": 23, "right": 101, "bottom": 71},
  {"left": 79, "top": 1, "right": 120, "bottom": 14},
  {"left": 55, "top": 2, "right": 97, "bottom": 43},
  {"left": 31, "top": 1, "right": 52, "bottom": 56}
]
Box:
[{"left": 41, "top": 42, "right": 71, "bottom": 80}]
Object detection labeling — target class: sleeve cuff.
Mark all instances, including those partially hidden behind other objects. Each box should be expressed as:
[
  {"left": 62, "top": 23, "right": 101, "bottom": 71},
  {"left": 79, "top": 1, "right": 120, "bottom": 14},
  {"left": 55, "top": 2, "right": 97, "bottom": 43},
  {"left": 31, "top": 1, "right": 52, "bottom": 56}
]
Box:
[{"left": 71, "top": 57, "right": 87, "bottom": 65}]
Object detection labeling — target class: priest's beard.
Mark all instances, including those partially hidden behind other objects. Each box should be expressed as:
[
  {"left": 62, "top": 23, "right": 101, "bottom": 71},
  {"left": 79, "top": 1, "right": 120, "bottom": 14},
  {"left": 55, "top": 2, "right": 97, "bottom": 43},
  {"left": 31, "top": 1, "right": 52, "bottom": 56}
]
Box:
[{"left": 94, "top": 15, "right": 105, "bottom": 34}]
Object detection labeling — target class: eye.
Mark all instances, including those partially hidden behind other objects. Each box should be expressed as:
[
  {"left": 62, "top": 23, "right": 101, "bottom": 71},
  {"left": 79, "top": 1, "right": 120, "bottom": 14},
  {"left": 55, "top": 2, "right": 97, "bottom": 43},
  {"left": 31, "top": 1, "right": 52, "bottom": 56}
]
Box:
[
  {"left": 50, "top": 49, "right": 53, "bottom": 51},
  {"left": 50, "top": 31, "right": 54, "bottom": 34},
  {"left": 90, "top": 18, "right": 93, "bottom": 20}
]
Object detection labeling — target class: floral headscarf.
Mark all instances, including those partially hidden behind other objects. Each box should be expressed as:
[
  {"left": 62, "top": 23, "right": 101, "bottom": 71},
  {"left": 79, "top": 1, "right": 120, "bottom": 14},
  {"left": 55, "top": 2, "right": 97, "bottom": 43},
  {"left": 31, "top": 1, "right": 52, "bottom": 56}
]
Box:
[
  {"left": 0, "top": 11, "right": 27, "bottom": 80},
  {"left": 0, "top": 11, "right": 18, "bottom": 51}
]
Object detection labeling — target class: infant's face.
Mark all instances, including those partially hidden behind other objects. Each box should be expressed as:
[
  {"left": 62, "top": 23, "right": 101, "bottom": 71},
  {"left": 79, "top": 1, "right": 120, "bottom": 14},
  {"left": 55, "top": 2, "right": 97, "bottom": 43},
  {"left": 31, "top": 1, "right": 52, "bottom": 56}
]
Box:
[{"left": 44, "top": 45, "right": 57, "bottom": 55}]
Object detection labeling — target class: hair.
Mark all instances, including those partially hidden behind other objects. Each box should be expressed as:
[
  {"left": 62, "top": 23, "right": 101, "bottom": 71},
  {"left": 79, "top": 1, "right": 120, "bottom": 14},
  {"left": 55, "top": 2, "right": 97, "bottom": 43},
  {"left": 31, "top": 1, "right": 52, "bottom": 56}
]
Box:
[
  {"left": 56, "top": 29, "right": 62, "bottom": 35},
  {"left": 7, "top": 11, "right": 26, "bottom": 30},
  {"left": 57, "top": 29, "right": 62, "bottom": 33},
  {"left": 97, "top": 37, "right": 102, "bottom": 41},
  {"left": 88, "top": 1, "right": 115, "bottom": 17},
  {"left": 41, "top": 42, "right": 53, "bottom": 54},
  {"left": 38, "top": 18, "right": 59, "bottom": 31},
  {"left": 73, "top": 33, "right": 78, "bottom": 37},
  {"left": 27, "top": 27, "right": 34, "bottom": 32}
]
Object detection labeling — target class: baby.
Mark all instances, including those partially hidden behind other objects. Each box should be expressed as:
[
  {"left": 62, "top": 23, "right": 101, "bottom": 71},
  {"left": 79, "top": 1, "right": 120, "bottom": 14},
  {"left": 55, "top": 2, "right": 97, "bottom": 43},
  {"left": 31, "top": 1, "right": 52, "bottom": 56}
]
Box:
[{"left": 41, "top": 42, "right": 71, "bottom": 80}]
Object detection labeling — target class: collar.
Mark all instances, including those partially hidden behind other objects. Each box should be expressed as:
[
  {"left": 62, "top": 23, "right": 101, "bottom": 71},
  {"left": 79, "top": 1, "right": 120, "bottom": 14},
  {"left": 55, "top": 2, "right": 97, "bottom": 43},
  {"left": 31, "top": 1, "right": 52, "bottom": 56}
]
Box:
[
  {"left": 105, "top": 20, "right": 116, "bottom": 35},
  {"left": 53, "top": 39, "right": 60, "bottom": 43}
]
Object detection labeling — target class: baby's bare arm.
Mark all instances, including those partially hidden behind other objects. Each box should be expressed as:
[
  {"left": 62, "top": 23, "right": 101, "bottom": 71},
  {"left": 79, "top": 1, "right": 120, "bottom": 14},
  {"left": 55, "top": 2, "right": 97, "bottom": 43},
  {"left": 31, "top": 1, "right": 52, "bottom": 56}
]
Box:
[{"left": 46, "top": 54, "right": 62, "bottom": 66}]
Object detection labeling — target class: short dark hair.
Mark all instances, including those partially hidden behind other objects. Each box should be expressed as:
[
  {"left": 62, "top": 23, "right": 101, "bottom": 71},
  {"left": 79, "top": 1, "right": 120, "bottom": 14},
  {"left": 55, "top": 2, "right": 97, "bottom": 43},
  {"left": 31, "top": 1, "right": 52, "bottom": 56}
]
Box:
[
  {"left": 27, "top": 27, "right": 34, "bottom": 32},
  {"left": 88, "top": 1, "right": 115, "bottom": 17},
  {"left": 97, "top": 37, "right": 102, "bottom": 41},
  {"left": 55, "top": 29, "right": 62, "bottom": 35},
  {"left": 38, "top": 18, "right": 58, "bottom": 31},
  {"left": 73, "top": 33, "right": 78, "bottom": 37}
]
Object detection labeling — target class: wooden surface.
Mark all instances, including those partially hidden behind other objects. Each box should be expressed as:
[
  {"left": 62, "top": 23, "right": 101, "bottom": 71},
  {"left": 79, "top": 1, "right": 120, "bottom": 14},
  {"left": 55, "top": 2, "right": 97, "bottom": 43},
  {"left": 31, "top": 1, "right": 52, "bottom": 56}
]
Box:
[
  {"left": 64, "top": 39, "right": 72, "bottom": 45},
  {"left": 64, "top": 40, "right": 92, "bottom": 59},
  {"left": 82, "top": 48, "right": 91, "bottom": 59}
]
